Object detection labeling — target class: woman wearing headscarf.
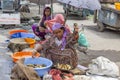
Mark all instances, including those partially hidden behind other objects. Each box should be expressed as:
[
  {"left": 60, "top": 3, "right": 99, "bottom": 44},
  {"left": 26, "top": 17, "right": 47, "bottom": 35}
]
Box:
[
  {"left": 45, "top": 14, "right": 71, "bottom": 33},
  {"left": 32, "top": 23, "right": 78, "bottom": 69}
]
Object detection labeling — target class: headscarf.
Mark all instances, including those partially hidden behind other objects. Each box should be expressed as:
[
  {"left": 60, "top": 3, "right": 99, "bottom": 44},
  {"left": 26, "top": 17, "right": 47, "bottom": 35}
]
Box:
[
  {"left": 40, "top": 7, "right": 51, "bottom": 27},
  {"left": 52, "top": 23, "right": 68, "bottom": 50},
  {"left": 46, "top": 14, "right": 71, "bottom": 33}
]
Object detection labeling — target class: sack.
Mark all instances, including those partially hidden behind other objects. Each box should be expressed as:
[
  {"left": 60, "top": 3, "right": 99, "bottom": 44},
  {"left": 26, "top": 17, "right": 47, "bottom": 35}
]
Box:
[
  {"left": 87, "top": 56, "right": 119, "bottom": 77},
  {"left": 11, "top": 58, "right": 41, "bottom": 80},
  {"left": 78, "top": 32, "right": 90, "bottom": 47}
]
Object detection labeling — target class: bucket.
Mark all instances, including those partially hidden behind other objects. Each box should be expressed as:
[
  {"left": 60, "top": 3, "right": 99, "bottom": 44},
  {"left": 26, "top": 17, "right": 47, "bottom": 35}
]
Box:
[{"left": 115, "top": 2, "right": 120, "bottom": 10}]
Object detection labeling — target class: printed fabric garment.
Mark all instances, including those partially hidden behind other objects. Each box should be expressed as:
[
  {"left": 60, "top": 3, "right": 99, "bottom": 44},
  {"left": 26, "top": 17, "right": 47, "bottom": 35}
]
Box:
[
  {"left": 41, "top": 33, "right": 78, "bottom": 68},
  {"left": 55, "top": 38, "right": 62, "bottom": 46}
]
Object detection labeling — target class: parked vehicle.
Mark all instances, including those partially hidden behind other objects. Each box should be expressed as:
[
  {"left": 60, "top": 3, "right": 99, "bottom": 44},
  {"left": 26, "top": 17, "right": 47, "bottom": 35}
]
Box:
[
  {"left": 95, "top": 5, "right": 120, "bottom": 32},
  {"left": 63, "top": 4, "right": 94, "bottom": 19}
]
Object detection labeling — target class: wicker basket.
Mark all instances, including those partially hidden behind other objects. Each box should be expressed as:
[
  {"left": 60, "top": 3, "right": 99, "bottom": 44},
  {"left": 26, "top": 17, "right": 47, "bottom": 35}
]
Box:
[{"left": 8, "top": 38, "right": 29, "bottom": 52}]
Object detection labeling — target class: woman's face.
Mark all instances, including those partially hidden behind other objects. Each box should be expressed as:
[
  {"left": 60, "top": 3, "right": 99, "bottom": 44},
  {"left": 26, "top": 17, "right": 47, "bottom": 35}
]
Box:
[
  {"left": 45, "top": 9, "right": 51, "bottom": 16},
  {"left": 53, "top": 29, "right": 64, "bottom": 39}
]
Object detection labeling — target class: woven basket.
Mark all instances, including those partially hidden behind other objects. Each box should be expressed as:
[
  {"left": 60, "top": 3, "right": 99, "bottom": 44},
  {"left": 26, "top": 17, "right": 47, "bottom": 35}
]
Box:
[{"left": 8, "top": 38, "right": 29, "bottom": 52}]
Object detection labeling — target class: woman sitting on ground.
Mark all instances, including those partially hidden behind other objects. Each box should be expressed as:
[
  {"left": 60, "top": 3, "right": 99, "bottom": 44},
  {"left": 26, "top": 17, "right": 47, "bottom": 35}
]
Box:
[
  {"left": 32, "top": 23, "right": 79, "bottom": 68},
  {"left": 32, "top": 7, "right": 51, "bottom": 40}
]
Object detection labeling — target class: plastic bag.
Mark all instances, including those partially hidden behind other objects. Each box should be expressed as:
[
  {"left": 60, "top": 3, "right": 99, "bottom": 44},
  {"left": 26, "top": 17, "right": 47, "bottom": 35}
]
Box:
[
  {"left": 87, "top": 56, "right": 119, "bottom": 78},
  {"left": 78, "top": 32, "right": 90, "bottom": 47},
  {"left": 43, "top": 73, "right": 52, "bottom": 80}
]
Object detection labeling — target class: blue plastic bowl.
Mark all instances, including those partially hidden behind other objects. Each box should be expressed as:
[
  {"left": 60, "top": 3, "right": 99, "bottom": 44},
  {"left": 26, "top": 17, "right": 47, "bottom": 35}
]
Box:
[
  {"left": 24, "top": 57, "right": 53, "bottom": 77},
  {"left": 11, "top": 32, "right": 35, "bottom": 38}
]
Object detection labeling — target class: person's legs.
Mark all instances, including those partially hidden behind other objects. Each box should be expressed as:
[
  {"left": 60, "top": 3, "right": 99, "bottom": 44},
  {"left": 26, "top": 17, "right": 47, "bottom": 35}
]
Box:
[
  {"left": 31, "top": 24, "right": 39, "bottom": 36},
  {"left": 38, "top": 32, "right": 46, "bottom": 40}
]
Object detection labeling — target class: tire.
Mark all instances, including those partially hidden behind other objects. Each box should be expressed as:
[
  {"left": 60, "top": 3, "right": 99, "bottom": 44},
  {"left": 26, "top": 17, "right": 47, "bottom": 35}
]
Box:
[
  {"left": 97, "top": 21, "right": 105, "bottom": 32},
  {"left": 64, "top": 9, "right": 67, "bottom": 14}
]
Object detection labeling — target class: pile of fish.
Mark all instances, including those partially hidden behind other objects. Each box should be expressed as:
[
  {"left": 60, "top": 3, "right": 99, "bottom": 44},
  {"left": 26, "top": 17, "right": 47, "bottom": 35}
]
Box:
[{"left": 27, "top": 64, "right": 46, "bottom": 68}]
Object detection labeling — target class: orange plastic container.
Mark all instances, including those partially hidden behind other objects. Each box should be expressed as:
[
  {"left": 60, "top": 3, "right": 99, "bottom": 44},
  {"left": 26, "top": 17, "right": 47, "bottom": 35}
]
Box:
[
  {"left": 11, "top": 52, "right": 40, "bottom": 63},
  {"left": 9, "top": 30, "right": 28, "bottom": 35},
  {"left": 24, "top": 38, "right": 36, "bottom": 48},
  {"left": 115, "top": 2, "right": 120, "bottom": 10}
]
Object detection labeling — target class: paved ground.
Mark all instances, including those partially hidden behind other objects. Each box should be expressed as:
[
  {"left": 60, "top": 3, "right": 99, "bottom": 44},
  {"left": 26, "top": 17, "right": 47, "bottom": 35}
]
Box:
[{"left": 0, "top": 2, "right": 120, "bottom": 80}]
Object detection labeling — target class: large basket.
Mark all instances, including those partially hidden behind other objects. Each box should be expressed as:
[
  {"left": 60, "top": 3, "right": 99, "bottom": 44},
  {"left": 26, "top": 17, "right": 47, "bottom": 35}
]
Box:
[
  {"left": 45, "top": 48, "right": 78, "bottom": 69},
  {"left": 8, "top": 38, "right": 36, "bottom": 52}
]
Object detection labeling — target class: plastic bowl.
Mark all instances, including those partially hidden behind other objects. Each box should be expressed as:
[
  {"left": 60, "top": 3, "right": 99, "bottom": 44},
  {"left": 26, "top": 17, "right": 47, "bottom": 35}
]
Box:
[
  {"left": 11, "top": 32, "right": 35, "bottom": 39},
  {"left": 11, "top": 52, "right": 40, "bottom": 63},
  {"left": 20, "top": 33, "right": 35, "bottom": 38},
  {"left": 24, "top": 57, "right": 53, "bottom": 77},
  {"left": 24, "top": 38, "right": 36, "bottom": 48},
  {"left": 9, "top": 30, "right": 28, "bottom": 35}
]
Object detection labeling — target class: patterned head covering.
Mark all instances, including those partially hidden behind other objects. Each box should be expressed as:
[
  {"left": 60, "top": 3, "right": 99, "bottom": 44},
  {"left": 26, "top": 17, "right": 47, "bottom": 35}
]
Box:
[
  {"left": 52, "top": 23, "right": 62, "bottom": 31},
  {"left": 52, "top": 23, "right": 67, "bottom": 50}
]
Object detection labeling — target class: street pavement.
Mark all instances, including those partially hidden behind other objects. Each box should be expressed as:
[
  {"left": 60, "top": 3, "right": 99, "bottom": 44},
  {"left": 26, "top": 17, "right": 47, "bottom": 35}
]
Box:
[{"left": 0, "top": 2, "right": 120, "bottom": 80}]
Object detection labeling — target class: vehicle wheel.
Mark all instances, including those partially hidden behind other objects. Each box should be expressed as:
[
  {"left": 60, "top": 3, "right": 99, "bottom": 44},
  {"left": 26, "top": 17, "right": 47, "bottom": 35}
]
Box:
[
  {"left": 97, "top": 21, "right": 105, "bottom": 32},
  {"left": 64, "top": 9, "right": 69, "bottom": 15}
]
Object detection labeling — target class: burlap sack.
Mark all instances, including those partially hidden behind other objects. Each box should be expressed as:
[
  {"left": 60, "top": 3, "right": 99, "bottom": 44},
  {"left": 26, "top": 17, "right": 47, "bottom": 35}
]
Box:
[{"left": 11, "top": 58, "right": 41, "bottom": 80}]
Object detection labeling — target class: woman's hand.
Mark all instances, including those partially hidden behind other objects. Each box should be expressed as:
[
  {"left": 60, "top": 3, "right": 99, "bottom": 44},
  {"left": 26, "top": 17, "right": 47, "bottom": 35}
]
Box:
[
  {"left": 32, "top": 49, "right": 37, "bottom": 58},
  {"left": 32, "top": 44, "right": 43, "bottom": 58},
  {"left": 39, "top": 27, "right": 45, "bottom": 32}
]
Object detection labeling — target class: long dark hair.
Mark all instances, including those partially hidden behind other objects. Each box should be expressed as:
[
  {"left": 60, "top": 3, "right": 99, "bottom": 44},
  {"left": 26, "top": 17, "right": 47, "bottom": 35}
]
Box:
[
  {"left": 43, "top": 7, "right": 51, "bottom": 17},
  {"left": 40, "top": 7, "right": 51, "bottom": 28}
]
